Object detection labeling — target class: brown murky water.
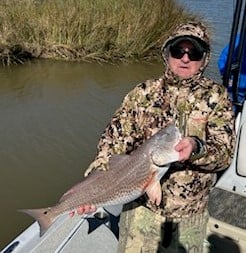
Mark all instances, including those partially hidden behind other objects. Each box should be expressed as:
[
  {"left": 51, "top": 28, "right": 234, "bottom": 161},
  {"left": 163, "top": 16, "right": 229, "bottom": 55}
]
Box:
[{"left": 0, "top": 60, "right": 165, "bottom": 249}]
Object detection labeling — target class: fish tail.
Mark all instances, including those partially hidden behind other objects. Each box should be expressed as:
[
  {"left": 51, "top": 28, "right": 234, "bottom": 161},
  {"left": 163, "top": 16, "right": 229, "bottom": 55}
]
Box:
[{"left": 19, "top": 208, "right": 54, "bottom": 236}]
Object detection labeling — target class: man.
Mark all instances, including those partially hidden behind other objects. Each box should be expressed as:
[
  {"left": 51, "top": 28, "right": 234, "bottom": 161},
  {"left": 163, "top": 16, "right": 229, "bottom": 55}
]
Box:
[{"left": 75, "top": 22, "right": 235, "bottom": 253}]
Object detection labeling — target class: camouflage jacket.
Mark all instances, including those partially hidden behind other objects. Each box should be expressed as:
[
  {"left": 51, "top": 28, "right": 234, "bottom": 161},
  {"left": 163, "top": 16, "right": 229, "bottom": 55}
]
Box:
[{"left": 85, "top": 22, "right": 236, "bottom": 218}]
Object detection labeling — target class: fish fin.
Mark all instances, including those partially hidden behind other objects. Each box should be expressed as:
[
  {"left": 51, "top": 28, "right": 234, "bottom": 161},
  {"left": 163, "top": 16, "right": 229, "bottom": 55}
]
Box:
[
  {"left": 145, "top": 181, "right": 162, "bottom": 206},
  {"left": 18, "top": 208, "right": 54, "bottom": 236}
]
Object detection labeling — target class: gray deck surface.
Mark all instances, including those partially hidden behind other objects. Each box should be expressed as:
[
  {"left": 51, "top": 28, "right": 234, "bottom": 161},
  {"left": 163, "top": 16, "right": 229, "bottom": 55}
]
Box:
[
  {"left": 2, "top": 215, "right": 118, "bottom": 253},
  {"left": 208, "top": 187, "right": 246, "bottom": 229},
  {"left": 32, "top": 215, "right": 118, "bottom": 253}
]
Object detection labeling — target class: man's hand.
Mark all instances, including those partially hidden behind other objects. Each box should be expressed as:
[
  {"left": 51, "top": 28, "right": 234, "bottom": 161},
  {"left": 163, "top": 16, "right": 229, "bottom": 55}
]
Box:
[
  {"left": 175, "top": 137, "right": 197, "bottom": 162},
  {"left": 69, "top": 204, "right": 97, "bottom": 217}
]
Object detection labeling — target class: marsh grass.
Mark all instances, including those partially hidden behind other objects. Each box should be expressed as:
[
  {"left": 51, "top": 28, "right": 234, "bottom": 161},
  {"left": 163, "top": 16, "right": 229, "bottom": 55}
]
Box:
[{"left": 0, "top": 0, "right": 197, "bottom": 65}]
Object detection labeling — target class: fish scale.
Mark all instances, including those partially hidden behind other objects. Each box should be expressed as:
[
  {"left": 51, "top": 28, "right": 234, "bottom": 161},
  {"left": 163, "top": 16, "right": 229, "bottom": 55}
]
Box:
[{"left": 20, "top": 123, "right": 181, "bottom": 236}]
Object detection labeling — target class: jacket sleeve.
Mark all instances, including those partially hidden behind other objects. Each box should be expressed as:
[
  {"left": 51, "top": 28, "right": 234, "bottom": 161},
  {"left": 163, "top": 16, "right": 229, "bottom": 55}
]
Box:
[{"left": 191, "top": 85, "right": 236, "bottom": 172}]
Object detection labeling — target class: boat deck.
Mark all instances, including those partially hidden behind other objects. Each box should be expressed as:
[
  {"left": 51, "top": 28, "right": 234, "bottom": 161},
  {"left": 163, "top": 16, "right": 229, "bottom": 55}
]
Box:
[{"left": 2, "top": 214, "right": 118, "bottom": 253}]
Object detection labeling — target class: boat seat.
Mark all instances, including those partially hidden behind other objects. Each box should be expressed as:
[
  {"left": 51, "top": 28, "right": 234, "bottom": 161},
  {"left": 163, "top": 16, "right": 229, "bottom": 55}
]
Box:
[{"left": 237, "top": 121, "right": 246, "bottom": 177}]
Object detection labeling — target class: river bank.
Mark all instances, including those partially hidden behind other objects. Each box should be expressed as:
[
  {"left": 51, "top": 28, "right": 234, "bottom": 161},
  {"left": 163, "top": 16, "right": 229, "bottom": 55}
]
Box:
[{"left": 0, "top": 0, "right": 196, "bottom": 66}]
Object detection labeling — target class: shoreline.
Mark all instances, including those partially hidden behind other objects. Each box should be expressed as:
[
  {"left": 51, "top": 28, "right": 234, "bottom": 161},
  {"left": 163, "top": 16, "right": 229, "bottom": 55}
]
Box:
[{"left": 0, "top": 0, "right": 197, "bottom": 66}]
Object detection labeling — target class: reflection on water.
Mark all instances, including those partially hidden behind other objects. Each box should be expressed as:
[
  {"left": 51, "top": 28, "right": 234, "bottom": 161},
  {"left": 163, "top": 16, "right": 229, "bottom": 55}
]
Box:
[{"left": 0, "top": 60, "right": 164, "bottom": 249}]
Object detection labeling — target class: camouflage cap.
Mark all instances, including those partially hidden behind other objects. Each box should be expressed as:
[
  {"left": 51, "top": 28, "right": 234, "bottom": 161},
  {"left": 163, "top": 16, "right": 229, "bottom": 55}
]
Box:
[
  {"left": 162, "top": 21, "right": 210, "bottom": 51},
  {"left": 168, "top": 36, "right": 209, "bottom": 53}
]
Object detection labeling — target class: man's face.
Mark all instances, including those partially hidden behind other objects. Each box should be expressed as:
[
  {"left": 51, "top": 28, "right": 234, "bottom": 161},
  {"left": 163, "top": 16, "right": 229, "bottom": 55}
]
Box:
[{"left": 168, "top": 40, "right": 204, "bottom": 79}]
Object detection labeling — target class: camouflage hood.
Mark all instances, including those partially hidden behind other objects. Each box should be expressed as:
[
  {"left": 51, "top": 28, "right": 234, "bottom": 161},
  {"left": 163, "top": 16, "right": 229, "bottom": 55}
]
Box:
[{"left": 161, "top": 22, "right": 211, "bottom": 86}]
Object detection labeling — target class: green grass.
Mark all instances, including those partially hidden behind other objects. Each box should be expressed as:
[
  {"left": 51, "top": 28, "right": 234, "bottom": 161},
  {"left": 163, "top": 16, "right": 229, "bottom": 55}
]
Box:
[{"left": 0, "top": 0, "right": 197, "bottom": 65}]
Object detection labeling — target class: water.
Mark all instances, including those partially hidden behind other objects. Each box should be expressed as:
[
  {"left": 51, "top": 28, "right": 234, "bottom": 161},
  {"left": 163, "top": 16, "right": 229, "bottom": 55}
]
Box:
[
  {"left": 0, "top": 60, "right": 164, "bottom": 249},
  {"left": 0, "top": 0, "right": 237, "bottom": 250}
]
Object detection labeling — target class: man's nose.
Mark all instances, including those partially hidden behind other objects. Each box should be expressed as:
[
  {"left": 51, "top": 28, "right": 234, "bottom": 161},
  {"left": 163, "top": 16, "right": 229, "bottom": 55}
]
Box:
[{"left": 181, "top": 52, "right": 190, "bottom": 62}]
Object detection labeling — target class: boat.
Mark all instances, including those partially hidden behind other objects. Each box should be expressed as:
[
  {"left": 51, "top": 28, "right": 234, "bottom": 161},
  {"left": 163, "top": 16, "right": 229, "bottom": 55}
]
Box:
[
  {"left": 1, "top": 1, "right": 246, "bottom": 252},
  {"left": 206, "top": 0, "right": 246, "bottom": 251},
  {"left": 1, "top": 207, "right": 121, "bottom": 253}
]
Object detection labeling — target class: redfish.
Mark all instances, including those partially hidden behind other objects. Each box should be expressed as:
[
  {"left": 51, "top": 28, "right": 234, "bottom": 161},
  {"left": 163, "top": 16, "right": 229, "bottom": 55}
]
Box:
[{"left": 20, "top": 124, "right": 181, "bottom": 236}]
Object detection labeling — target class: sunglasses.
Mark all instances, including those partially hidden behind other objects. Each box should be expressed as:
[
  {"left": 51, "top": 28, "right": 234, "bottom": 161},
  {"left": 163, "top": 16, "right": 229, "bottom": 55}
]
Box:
[{"left": 169, "top": 46, "right": 205, "bottom": 61}]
